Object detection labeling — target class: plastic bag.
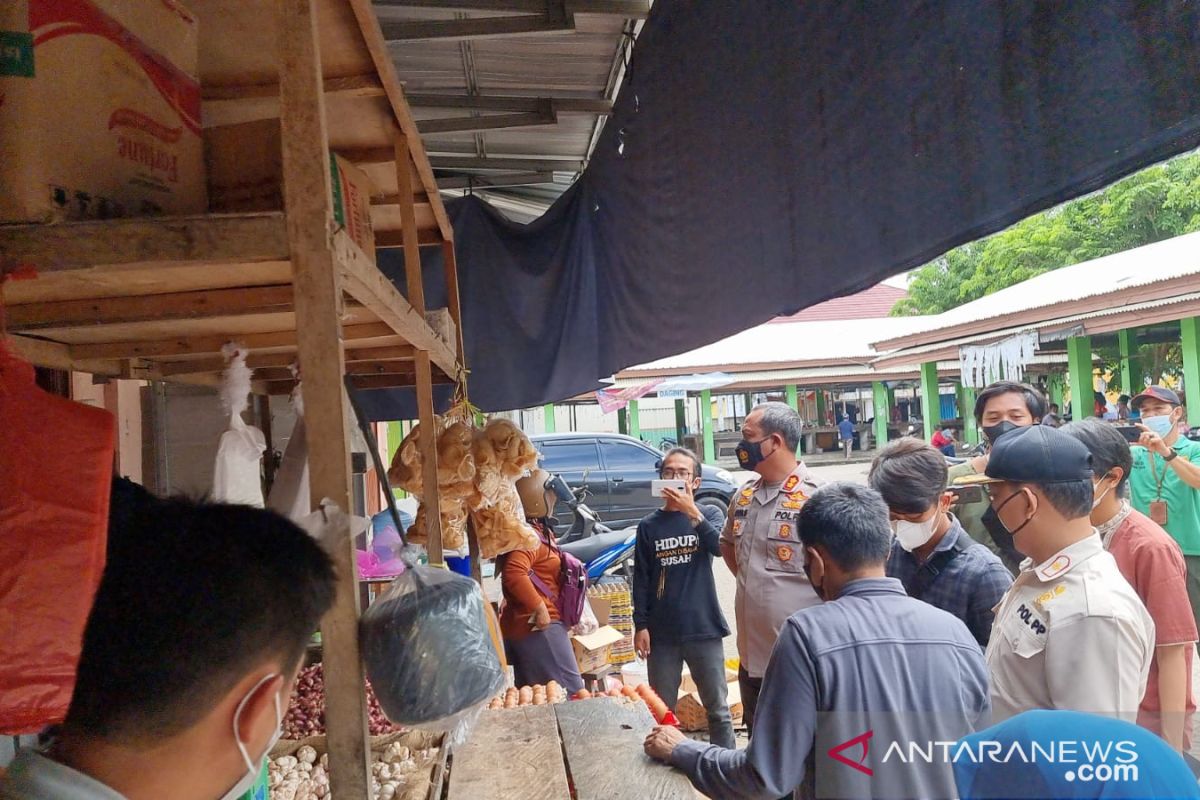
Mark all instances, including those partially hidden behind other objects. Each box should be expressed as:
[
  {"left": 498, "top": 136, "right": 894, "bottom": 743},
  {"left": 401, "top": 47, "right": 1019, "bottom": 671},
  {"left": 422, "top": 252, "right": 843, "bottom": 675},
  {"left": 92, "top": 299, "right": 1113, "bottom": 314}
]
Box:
[
  {"left": 212, "top": 415, "right": 266, "bottom": 507},
  {"left": 267, "top": 417, "right": 310, "bottom": 522},
  {"left": 0, "top": 346, "right": 114, "bottom": 733},
  {"left": 570, "top": 596, "right": 599, "bottom": 636},
  {"left": 361, "top": 566, "right": 505, "bottom": 734}
]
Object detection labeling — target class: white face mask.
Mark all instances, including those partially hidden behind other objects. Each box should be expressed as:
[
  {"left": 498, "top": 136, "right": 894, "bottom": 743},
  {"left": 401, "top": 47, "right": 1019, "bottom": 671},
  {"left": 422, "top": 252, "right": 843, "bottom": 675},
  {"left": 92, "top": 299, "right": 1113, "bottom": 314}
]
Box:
[
  {"left": 891, "top": 513, "right": 939, "bottom": 552},
  {"left": 1092, "top": 475, "right": 1114, "bottom": 510},
  {"left": 218, "top": 673, "right": 284, "bottom": 800},
  {"left": 1142, "top": 414, "right": 1176, "bottom": 438}
]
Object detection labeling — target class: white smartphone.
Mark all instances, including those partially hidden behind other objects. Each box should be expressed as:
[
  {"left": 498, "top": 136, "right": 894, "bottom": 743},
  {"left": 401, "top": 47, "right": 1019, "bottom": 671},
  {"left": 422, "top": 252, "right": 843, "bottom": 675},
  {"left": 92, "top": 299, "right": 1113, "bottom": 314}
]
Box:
[{"left": 651, "top": 479, "right": 687, "bottom": 498}]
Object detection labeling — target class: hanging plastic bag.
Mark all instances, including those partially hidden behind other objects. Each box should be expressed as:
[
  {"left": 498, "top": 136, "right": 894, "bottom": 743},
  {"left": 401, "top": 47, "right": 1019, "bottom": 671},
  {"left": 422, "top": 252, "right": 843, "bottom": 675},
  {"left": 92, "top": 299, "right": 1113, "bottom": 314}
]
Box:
[
  {"left": 360, "top": 566, "right": 505, "bottom": 736},
  {"left": 212, "top": 343, "right": 266, "bottom": 507},
  {"left": 268, "top": 417, "right": 310, "bottom": 522},
  {"left": 0, "top": 345, "right": 115, "bottom": 733}
]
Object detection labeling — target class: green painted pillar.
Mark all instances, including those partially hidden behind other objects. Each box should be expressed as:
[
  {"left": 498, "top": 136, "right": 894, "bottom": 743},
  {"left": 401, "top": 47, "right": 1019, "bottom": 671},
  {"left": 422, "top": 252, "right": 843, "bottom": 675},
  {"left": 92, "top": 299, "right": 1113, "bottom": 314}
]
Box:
[
  {"left": 617, "top": 407, "right": 628, "bottom": 435},
  {"left": 701, "top": 389, "right": 715, "bottom": 463},
  {"left": 674, "top": 398, "right": 687, "bottom": 444},
  {"left": 872, "top": 381, "right": 890, "bottom": 450},
  {"left": 958, "top": 384, "right": 979, "bottom": 444},
  {"left": 1047, "top": 374, "right": 1064, "bottom": 410},
  {"left": 1118, "top": 329, "right": 1137, "bottom": 396},
  {"left": 785, "top": 384, "right": 799, "bottom": 412},
  {"left": 1066, "top": 336, "right": 1094, "bottom": 419},
  {"left": 543, "top": 403, "right": 557, "bottom": 433},
  {"left": 628, "top": 399, "right": 641, "bottom": 439},
  {"left": 815, "top": 389, "right": 827, "bottom": 426},
  {"left": 1182, "top": 318, "right": 1200, "bottom": 427},
  {"left": 919, "top": 361, "right": 939, "bottom": 440}
]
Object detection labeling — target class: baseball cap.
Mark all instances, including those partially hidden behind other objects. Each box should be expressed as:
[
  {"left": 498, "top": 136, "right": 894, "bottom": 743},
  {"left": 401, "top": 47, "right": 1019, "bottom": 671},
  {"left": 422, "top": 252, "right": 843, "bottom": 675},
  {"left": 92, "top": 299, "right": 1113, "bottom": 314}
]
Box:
[
  {"left": 955, "top": 425, "right": 1093, "bottom": 485},
  {"left": 1131, "top": 385, "right": 1180, "bottom": 409}
]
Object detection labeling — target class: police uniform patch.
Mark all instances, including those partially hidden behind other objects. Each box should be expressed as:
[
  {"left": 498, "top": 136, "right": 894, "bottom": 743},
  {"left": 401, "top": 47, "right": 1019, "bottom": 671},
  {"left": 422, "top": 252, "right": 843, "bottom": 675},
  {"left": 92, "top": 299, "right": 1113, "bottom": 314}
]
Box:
[
  {"left": 778, "top": 524, "right": 792, "bottom": 539},
  {"left": 783, "top": 475, "right": 800, "bottom": 493},
  {"left": 777, "top": 545, "right": 793, "bottom": 562},
  {"left": 737, "top": 494, "right": 752, "bottom": 507},
  {"left": 1040, "top": 555, "right": 1071, "bottom": 580},
  {"left": 1033, "top": 584, "right": 1067, "bottom": 610}
]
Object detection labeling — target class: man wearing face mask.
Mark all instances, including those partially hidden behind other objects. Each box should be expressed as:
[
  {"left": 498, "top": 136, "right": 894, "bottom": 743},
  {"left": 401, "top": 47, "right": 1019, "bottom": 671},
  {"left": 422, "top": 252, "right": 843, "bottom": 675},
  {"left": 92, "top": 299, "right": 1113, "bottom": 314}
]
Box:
[
  {"left": 946, "top": 380, "right": 1048, "bottom": 575},
  {"left": 973, "top": 425, "right": 1154, "bottom": 723},
  {"left": 0, "top": 479, "right": 337, "bottom": 800},
  {"left": 719, "top": 402, "right": 821, "bottom": 735},
  {"left": 868, "top": 438, "right": 1012, "bottom": 647},
  {"left": 1062, "top": 419, "right": 1196, "bottom": 751},
  {"left": 645, "top": 483, "right": 989, "bottom": 799},
  {"left": 1127, "top": 386, "right": 1200, "bottom": 630}
]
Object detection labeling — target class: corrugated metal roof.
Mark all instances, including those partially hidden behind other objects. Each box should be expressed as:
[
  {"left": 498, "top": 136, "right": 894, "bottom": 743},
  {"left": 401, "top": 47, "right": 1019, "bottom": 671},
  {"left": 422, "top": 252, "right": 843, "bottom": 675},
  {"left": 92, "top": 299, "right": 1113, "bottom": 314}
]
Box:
[
  {"left": 876, "top": 230, "right": 1200, "bottom": 347},
  {"left": 623, "top": 315, "right": 937, "bottom": 372},
  {"left": 771, "top": 284, "right": 907, "bottom": 323}
]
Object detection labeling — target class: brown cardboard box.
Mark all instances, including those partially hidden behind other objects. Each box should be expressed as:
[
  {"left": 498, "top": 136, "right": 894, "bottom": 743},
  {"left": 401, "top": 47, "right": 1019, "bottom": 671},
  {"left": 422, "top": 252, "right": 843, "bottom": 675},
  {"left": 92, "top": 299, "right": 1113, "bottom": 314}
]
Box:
[
  {"left": 571, "top": 595, "right": 621, "bottom": 673},
  {"left": 0, "top": 0, "right": 205, "bottom": 222},
  {"left": 675, "top": 680, "right": 743, "bottom": 732},
  {"left": 204, "top": 120, "right": 376, "bottom": 263}
]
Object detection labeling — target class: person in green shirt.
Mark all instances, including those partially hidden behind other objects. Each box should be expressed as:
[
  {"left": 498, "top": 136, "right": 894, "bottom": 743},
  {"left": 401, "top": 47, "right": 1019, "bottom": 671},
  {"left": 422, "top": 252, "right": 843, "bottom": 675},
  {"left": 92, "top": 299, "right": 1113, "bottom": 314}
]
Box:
[
  {"left": 946, "top": 380, "right": 1047, "bottom": 574},
  {"left": 1127, "top": 385, "right": 1200, "bottom": 627}
]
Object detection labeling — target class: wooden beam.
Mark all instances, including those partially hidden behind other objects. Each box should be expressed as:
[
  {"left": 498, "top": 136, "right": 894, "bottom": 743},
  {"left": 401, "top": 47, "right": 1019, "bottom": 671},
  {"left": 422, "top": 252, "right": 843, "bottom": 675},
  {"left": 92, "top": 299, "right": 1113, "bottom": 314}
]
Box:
[
  {"left": 373, "top": 228, "right": 444, "bottom": 247},
  {"left": 415, "top": 349, "right": 445, "bottom": 563},
  {"left": 279, "top": 0, "right": 371, "bottom": 797},
  {"left": 152, "top": 343, "right": 416, "bottom": 376},
  {"left": 381, "top": 14, "right": 572, "bottom": 42},
  {"left": 429, "top": 155, "right": 585, "bottom": 172},
  {"left": 442, "top": 240, "right": 466, "bottom": 367},
  {"left": 202, "top": 74, "right": 385, "bottom": 101},
  {"left": 435, "top": 171, "right": 554, "bottom": 190},
  {"left": 68, "top": 322, "right": 396, "bottom": 360},
  {"left": 332, "top": 231, "right": 457, "bottom": 374},
  {"left": 7, "top": 285, "right": 295, "bottom": 330},
  {"left": 396, "top": 134, "right": 427, "bottom": 319},
  {"left": 417, "top": 109, "right": 556, "bottom": 135},
  {"left": 407, "top": 93, "right": 611, "bottom": 114},
  {"left": 0, "top": 212, "right": 289, "bottom": 273},
  {"left": 5, "top": 334, "right": 124, "bottom": 376},
  {"left": 346, "top": 0, "right": 452, "bottom": 242},
  {"left": 369, "top": 192, "right": 431, "bottom": 208}
]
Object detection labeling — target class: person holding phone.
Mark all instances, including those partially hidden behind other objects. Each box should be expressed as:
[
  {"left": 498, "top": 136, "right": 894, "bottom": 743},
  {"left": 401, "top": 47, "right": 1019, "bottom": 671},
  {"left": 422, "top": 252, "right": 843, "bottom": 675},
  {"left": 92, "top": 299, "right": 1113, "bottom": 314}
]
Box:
[
  {"left": 1127, "top": 386, "right": 1200, "bottom": 630},
  {"left": 632, "top": 448, "right": 734, "bottom": 750}
]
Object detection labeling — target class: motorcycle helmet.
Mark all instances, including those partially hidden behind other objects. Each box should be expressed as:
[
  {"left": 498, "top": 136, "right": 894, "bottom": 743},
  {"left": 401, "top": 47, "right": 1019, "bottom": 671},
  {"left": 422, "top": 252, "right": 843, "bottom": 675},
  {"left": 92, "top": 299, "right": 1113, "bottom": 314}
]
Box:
[{"left": 516, "top": 468, "right": 554, "bottom": 519}]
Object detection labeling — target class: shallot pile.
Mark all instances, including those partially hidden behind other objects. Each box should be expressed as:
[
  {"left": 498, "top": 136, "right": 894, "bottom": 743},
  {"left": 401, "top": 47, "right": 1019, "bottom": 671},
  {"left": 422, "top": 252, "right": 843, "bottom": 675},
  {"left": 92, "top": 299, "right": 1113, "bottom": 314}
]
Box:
[
  {"left": 284, "top": 663, "right": 401, "bottom": 738},
  {"left": 484, "top": 681, "right": 566, "bottom": 710}
]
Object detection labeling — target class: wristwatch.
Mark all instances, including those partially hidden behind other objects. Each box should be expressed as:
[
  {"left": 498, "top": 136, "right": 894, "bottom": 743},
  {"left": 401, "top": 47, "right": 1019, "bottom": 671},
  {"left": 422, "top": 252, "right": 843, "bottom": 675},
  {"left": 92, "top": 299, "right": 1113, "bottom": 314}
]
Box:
[{"left": 1164, "top": 450, "right": 1179, "bottom": 462}]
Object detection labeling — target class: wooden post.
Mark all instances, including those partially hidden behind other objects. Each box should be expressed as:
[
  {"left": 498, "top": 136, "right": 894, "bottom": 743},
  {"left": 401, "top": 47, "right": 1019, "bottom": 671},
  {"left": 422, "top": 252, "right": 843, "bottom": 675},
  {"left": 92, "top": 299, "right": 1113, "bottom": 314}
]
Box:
[
  {"left": 1118, "top": 328, "right": 1138, "bottom": 396},
  {"left": 815, "top": 389, "right": 827, "bottom": 426},
  {"left": 617, "top": 407, "right": 627, "bottom": 435},
  {"left": 919, "top": 362, "right": 939, "bottom": 440},
  {"left": 700, "top": 389, "right": 715, "bottom": 463},
  {"left": 441, "top": 240, "right": 466, "bottom": 365},
  {"left": 872, "top": 381, "right": 889, "bottom": 451},
  {"left": 278, "top": 0, "right": 370, "bottom": 796},
  {"left": 1066, "top": 336, "right": 1093, "bottom": 420},
  {"left": 674, "top": 398, "right": 686, "bottom": 445},
  {"left": 415, "top": 351, "right": 444, "bottom": 564},
  {"left": 1181, "top": 318, "right": 1200, "bottom": 427},
  {"left": 395, "top": 134, "right": 425, "bottom": 316}
]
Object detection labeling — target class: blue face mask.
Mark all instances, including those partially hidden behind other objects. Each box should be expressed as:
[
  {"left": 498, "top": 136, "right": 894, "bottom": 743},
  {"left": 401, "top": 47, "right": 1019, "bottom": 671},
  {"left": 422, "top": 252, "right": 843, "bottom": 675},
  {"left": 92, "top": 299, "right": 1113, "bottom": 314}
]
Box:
[{"left": 1142, "top": 414, "right": 1176, "bottom": 438}]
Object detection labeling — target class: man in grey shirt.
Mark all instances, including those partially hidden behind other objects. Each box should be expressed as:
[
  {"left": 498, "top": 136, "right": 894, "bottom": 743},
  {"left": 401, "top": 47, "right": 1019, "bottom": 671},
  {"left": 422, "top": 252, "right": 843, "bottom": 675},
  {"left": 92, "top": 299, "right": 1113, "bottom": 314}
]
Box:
[{"left": 646, "top": 483, "right": 991, "bottom": 799}]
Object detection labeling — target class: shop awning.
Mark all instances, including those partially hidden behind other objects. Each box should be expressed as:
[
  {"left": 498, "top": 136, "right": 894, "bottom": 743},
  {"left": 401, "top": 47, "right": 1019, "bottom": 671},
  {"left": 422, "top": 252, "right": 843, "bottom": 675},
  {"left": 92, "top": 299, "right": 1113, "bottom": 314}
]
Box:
[{"left": 355, "top": 1, "right": 1200, "bottom": 419}]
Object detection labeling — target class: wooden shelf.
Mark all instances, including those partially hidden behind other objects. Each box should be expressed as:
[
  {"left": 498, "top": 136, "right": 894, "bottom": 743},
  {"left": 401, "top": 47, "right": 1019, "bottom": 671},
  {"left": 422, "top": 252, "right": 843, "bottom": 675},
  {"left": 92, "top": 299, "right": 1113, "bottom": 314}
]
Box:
[{"left": 1, "top": 213, "right": 458, "bottom": 382}]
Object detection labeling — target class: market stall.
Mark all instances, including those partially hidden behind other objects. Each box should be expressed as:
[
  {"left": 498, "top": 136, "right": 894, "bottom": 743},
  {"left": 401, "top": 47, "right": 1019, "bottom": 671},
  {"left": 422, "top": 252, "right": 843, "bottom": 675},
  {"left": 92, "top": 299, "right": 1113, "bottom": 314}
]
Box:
[{"left": 1, "top": 1, "right": 462, "bottom": 797}]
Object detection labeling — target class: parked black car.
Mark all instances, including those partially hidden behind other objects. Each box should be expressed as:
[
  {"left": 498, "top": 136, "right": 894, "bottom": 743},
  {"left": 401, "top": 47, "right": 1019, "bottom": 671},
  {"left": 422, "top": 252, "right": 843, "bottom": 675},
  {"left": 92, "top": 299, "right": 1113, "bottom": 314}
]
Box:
[{"left": 530, "top": 432, "right": 739, "bottom": 532}]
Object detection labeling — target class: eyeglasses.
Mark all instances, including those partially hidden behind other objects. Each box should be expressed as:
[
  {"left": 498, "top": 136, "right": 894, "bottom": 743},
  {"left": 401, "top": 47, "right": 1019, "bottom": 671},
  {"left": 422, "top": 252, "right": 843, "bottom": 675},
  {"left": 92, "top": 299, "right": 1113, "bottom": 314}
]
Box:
[{"left": 661, "top": 469, "right": 693, "bottom": 479}]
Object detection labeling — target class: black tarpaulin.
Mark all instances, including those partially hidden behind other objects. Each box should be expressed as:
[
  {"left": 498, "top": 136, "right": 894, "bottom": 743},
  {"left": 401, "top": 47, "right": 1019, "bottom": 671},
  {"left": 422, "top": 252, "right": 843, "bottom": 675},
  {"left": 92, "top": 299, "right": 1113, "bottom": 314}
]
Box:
[{"left": 353, "top": 1, "right": 1200, "bottom": 420}]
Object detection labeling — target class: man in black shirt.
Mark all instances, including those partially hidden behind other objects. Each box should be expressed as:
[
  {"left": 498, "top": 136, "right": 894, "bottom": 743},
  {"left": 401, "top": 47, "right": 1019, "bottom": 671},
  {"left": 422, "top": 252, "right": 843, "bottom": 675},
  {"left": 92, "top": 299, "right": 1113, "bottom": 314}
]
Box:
[{"left": 633, "top": 447, "right": 734, "bottom": 749}]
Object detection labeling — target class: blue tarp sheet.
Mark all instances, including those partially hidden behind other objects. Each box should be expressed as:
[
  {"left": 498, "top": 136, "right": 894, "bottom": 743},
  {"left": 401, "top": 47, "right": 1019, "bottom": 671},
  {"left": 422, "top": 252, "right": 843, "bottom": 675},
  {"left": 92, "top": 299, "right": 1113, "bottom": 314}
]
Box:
[{"left": 354, "top": 1, "right": 1200, "bottom": 420}]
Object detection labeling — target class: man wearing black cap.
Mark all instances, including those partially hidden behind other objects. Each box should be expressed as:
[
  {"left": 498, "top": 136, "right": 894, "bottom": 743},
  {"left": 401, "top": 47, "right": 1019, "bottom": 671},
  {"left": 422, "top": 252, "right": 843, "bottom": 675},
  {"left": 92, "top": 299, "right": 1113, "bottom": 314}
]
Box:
[
  {"left": 1128, "top": 386, "right": 1200, "bottom": 627},
  {"left": 968, "top": 425, "right": 1154, "bottom": 723}
]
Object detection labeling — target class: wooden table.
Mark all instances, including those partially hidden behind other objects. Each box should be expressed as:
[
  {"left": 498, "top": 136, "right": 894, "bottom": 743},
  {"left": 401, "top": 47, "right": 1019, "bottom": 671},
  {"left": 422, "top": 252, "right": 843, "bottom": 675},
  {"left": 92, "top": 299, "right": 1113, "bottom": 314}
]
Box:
[{"left": 447, "top": 698, "right": 696, "bottom": 799}]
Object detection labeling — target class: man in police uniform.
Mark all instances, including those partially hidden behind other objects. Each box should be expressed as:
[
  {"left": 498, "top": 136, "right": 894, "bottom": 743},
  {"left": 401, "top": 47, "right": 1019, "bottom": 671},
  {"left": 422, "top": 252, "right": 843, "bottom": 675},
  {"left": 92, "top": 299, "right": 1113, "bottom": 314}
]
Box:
[
  {"left": 719, "top": 401, "right": 821, "bottom": 733},
  {"left": 971, "top": 425, "right": 1154, "bottom": 722}
]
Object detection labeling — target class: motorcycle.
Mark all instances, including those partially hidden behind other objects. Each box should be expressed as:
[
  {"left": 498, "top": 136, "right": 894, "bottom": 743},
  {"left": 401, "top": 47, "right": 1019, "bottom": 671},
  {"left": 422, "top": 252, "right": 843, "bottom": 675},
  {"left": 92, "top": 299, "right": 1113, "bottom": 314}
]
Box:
[{"left": 547, "top": 473, "right": 637, "bottom": 582}]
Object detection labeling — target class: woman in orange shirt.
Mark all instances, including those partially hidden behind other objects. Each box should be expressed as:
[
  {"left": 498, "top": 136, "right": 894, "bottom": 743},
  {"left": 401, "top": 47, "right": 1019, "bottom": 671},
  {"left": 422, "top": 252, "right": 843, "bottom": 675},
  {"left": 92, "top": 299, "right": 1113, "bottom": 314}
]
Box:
[{"left": 499, "top": 470, "right": 584, "bottom": 693}]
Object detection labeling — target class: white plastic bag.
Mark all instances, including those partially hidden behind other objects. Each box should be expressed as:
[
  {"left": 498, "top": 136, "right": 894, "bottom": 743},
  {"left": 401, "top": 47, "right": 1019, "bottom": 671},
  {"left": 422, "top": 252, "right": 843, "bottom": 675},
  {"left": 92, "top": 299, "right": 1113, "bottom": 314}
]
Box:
[
  {"left": 267, "top": 417, "right": 310, "bottom": 522},
  {"left": 570, "top": 596, "right": 599, "bottom": 636},
  {"left": 212, "top": 415, "right": 266, "bottom": 507}
]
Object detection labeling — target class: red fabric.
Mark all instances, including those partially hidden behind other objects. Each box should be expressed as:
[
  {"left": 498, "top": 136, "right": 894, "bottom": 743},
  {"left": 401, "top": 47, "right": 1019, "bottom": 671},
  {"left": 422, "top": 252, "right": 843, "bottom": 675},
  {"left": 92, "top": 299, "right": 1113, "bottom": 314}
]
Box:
[
  {"left": 931, "top": 430, "right": 948, "bottom": 448},
  {"left": 0, "top": 345, "right": 114, "bottom": 733},
  {"left": 1108, "top": 509, "right": 1198, "bottom": 747}
]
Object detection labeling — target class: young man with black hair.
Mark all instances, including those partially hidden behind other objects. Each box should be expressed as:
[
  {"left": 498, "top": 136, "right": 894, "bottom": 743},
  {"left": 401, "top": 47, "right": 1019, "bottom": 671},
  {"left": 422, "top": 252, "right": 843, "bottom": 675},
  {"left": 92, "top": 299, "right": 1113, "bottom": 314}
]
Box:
[
  {"left": 645, "top": 482, "right": 989, "bottom": 799},
  {"left": 632, "top": 448, "right": 733, "bottom": 750},
  {"left": 869, "top": 437, "right": 1012, "bottom": 647},
  {"left": 975, "top": 425, "right": 1154, "bottom": 724},
  {"left": 1064, "top": 418, "right": 1197, "bottom": 751},
  {"left": 0, "top": 479, "right": 337, "bottom": 800},
  {"left": 947, "top": 380, "right": 1048, "bottom": 574}
]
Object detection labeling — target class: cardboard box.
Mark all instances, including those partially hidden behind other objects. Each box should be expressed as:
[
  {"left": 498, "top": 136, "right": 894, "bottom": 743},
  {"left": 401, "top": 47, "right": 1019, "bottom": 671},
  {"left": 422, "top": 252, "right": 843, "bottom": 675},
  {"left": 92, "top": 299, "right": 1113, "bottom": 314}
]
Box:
[
  {"left": 204, "top": 120, "right": 376, "bottom": 263},
  {"left": 679, "top": 666, "right": 739, "bottom": 695},
  {"left": 572, "top": 625, "right": 624, "bottom": 674},
  {"left": 675, "top": 680, "right": 743, "bottom": 733},
  {"left": 0, "top": 0, "right": 205, "bottom": 222}
]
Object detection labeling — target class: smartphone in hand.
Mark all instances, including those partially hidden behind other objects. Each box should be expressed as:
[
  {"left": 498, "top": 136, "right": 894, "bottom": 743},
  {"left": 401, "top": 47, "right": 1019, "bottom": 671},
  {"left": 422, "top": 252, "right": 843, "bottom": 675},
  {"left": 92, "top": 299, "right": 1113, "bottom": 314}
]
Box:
[
  {"left": 1115, "top": 425, "right": 1142, "bottom": 443},
  {"left": 651, "top": 479, "right": 687, "bottom": 498}
]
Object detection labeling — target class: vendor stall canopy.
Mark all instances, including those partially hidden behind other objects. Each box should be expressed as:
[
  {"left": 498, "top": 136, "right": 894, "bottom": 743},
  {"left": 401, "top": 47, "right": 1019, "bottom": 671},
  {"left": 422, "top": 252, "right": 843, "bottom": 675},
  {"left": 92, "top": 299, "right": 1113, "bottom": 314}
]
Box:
[{"left": 354, "top": 0, "right": 1200, "bottom": 419}]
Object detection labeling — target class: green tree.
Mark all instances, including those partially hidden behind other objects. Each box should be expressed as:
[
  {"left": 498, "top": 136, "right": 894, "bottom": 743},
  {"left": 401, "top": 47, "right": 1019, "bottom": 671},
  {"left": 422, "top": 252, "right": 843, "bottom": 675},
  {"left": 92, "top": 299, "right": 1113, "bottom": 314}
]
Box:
[{"left": 892, "top": 151, "right": 1200, "bottom": 316}]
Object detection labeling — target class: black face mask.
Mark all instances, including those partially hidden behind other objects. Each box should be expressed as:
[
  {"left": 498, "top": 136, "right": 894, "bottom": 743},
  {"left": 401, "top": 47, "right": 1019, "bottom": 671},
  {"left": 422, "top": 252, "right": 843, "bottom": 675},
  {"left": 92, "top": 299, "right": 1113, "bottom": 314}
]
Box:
[
  {"left": 735, "top": 436, "right": 773, "bottom": 470},
  {"left": 992, "top": 489, "right": 1036, "bottom": 538},
  {"left": 982, "top": 420, "right": 1020, "bottom": 445}
]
